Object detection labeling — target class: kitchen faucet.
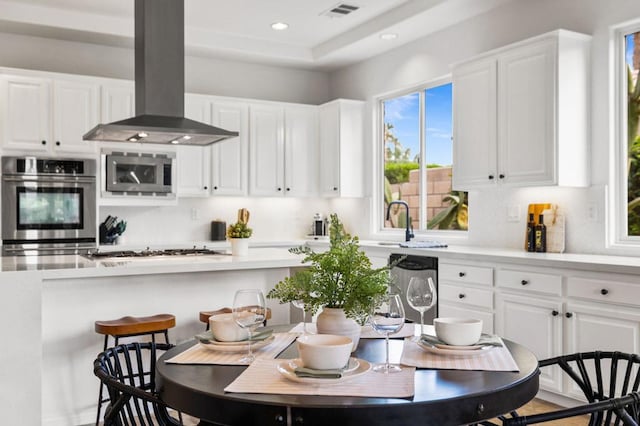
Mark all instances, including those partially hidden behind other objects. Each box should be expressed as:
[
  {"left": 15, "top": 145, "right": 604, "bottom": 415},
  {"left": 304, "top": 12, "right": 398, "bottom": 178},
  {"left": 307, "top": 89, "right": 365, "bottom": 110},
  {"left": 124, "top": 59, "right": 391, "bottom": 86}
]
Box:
[{"left": 386, "top": 200, "right": 414, "bottom": 242}]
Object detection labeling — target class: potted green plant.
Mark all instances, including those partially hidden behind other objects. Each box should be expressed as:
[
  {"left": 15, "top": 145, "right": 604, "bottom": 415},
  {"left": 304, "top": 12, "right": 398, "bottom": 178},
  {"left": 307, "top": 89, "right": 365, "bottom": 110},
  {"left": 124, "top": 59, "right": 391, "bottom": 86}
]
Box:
[
  {"left": 227, "top": 208, "right": 253, "bottom": 256},
  {"left": 267, "top": 214, "right": 390, "bottom": 349}
]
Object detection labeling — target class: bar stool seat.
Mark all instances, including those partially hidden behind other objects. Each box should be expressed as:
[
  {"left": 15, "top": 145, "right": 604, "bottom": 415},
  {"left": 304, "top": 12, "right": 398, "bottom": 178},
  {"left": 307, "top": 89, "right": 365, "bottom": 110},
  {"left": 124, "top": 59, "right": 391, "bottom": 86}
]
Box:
[
  {"left": 95, "top": 313, "right": 176, "bottom": 339},
  {"left": 94, "top": 313, "right": 176, "bottom": 426},
  {"left": 199, "top": 307, "right": 271, "bottom": 330}
]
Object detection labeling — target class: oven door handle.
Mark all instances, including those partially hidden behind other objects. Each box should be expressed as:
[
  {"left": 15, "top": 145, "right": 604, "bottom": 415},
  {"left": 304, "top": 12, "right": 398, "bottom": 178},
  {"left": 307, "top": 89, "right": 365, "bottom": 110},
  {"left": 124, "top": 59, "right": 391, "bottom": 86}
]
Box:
[{"left": 1, "top": 176, "right": 96, "bottom": 184}]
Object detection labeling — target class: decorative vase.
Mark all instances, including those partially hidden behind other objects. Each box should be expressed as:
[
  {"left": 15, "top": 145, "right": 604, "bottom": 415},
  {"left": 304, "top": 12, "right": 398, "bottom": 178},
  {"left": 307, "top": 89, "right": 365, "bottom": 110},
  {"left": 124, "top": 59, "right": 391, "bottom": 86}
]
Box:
[
  {"left": 316, "top": 307, "right": 361, "bottom": 352},
  {"left": 229, "top": 238, "right": 249, "bottom": 256}
]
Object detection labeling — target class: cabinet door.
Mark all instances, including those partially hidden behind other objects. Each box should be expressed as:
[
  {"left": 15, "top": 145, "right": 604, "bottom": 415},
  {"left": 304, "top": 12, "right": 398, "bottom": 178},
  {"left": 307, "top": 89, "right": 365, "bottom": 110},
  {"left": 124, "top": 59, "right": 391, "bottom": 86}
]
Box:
[
  {"left": 211, "top": 101, "right": 248, "bottom": 196},
  {"left": 53, "top": 80, "right": 99, "bottom": 154},
  {"left": 498, "top": 39, "right": 556, "bottom": 185},
  {"left": 452, "top": 58, "right": 497, "bottom": 189},
  {"left": 1, "top": 75, "right": 51, "bottom": 152},
  {"left": 284, "top": 105, "right": 318, "bottom": 196},
  {"left": 177, "top": 94, "right": 211, "bottom": 197},
  {"left": 101, "top": 82, "right": 134, "bottom": 122},
  {"left": 564, "top": 301, "right": 640, "bottom": 401},
  {"left": 318, "top": 102, "right": 340, "bottom": 196},
  {"left": 249, "top": 104, "right": 284, "bottom": 196},
  {"left": 496, "top": 292, "right": 563, "bottom": 392}
]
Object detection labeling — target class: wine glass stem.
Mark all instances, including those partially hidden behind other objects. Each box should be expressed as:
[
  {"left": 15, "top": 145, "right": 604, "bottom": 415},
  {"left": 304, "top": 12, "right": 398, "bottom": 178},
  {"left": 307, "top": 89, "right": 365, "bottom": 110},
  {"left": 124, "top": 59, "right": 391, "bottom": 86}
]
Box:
[
  {"left": 247, "top": 329, "right": 253, "bottom": 359},
  {"left": 302, "top": 308, "right": 307, "bottom": 334},
  {"left": 384, "top": 334, "right": 390, "bottom": 371},
  {"left": 420, "top": 311, "right": 425, "bottom": 335}
]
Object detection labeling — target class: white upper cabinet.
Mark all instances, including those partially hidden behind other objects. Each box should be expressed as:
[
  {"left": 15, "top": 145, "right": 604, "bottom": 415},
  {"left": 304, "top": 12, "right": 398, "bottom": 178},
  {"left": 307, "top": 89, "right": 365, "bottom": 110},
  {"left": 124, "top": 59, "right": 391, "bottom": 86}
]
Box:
[
  {"left": 249, "top": 103, "right": 283, "bottom": 196},
  {"left": 53, "top": 80, "right": 99, "bottom": 154},
  {"left": 0, "top": 75, "right": 51, "bottom": 152},
  {"left": 318, "top": 99, "right": 365, "bottom": 197},
  {"left": 452, "top": 30, "right": 591, "bottom": 190},
  {"left": 283, "top": 105, "right": 318, "bottom": 197},
  {"left": 177, "top": 94, "right": 212, "bottom": 197},
  {"left": 0, "top": 74, "right": 98, "bottom": 154},
  {"left": 211, "top": 100, "right": 248, "bottom": 196},
  {"left": 249, "top": 103, "right": 318, "bottom": 197},
  {"left": 101, "top": 81, "right": 135, "bottom": 122}
]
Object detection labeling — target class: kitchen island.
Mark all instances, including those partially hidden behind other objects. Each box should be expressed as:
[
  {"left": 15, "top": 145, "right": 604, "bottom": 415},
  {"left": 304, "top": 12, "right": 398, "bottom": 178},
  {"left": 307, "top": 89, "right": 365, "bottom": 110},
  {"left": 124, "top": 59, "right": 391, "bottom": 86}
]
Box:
[
  {"left": 0, "top": 247, "right": 305, "bottom": 426},
  {"left": 6, "top": 242, "right": 640, "bottom": 425}
]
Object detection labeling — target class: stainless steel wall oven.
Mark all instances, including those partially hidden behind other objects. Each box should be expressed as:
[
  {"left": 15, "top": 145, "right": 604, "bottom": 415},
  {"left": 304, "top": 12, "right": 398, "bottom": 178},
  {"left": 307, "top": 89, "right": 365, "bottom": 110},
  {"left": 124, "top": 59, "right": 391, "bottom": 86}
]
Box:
[{"left": 1, "top": 156, "right": 97, "bottom": 255}]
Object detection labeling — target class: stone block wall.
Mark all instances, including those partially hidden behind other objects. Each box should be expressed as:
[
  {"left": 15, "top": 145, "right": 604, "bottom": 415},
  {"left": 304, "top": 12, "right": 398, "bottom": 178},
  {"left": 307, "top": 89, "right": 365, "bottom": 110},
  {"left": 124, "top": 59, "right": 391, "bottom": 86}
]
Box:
[{"left": 388, "top": 166, "right": 452, "bottom": 226}]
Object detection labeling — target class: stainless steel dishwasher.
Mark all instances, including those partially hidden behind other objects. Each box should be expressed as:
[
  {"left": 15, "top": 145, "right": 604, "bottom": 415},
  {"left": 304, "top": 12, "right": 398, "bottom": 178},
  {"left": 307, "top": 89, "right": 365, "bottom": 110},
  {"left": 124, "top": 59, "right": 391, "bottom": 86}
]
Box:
[{"left": 389, "top": 253, "right": 438, "bottom": 324}]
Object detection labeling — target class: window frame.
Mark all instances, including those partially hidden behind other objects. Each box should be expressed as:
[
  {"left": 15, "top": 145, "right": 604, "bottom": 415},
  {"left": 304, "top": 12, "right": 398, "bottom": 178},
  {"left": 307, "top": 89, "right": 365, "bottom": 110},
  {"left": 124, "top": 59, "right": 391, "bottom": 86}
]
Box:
[
  {"left": 612, "top": 20, "right": 640, "bottom": 248},
  {"left": 371, "top": 75, "right": 468, "bottom": 240}
]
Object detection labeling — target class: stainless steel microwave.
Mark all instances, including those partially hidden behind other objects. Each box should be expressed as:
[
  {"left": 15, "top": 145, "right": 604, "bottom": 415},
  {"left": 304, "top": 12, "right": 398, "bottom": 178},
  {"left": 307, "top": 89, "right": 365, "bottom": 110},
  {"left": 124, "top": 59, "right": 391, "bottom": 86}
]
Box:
[{"left": 104, "top": 151, "right": 175, "bottom": 195}]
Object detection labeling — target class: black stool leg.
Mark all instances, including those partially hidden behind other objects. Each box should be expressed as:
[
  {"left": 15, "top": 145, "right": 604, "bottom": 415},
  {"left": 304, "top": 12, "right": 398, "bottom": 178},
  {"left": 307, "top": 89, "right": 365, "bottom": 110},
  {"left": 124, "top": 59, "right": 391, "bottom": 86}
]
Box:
[{"left": 96, "top": 335, "right": 110, "bottom": 426}]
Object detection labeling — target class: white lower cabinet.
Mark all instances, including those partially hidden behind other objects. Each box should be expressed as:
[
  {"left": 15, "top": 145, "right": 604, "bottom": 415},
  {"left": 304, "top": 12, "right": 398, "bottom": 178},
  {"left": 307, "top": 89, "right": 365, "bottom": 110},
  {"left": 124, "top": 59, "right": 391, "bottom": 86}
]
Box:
[
  {"left": 494, "top": 265, "right": 640, "bottom": 402},
  {"left": 564, "top": 301, "right": 640, "bottom": 401},
  {"left": 495, "top": 292, "right": 563, "bottom": 393},
  {"left": 438, "top": 261, "right": 494, "bottom": 333}
]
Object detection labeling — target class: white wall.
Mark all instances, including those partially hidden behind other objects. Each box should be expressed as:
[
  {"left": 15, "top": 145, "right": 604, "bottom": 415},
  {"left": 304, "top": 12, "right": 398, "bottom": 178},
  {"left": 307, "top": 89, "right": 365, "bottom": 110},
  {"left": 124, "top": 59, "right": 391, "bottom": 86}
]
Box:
[
  {"left": 0, "top": 31, "right": 330, "bottom": 105},
  {"left": 328, "top": 0, "right": 640, "bottom": 255}
]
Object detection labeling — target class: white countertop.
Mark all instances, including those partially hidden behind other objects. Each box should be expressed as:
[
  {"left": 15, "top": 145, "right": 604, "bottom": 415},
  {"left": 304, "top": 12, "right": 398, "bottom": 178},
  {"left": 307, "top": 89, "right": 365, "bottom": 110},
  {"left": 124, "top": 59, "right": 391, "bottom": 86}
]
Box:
[
  {"left": 5, "top": 239, "right": 640, "bottom": 277},
  {"left": 0, "top": 247, "right": 306, "bottom": 278}
]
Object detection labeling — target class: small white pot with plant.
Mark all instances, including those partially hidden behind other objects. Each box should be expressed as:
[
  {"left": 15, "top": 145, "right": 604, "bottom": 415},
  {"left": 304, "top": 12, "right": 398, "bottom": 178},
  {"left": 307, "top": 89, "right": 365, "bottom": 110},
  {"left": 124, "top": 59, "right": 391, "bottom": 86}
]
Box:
[
  {"left": 227, "top": 208, "right": 252, "bottom": 256},
  {"left": 267, "top": 214, "right": 391, "bottom": 351}
]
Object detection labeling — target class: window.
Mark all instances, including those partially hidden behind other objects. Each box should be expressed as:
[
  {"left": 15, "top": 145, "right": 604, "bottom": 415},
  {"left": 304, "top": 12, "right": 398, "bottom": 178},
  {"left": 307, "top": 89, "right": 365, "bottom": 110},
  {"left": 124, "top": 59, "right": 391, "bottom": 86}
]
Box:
[
  {"left": 381, "top": 80, "right": 468, "bottom": 233},
  {"left": 617, "top": 25, "right": 640, "bottom": 241}
]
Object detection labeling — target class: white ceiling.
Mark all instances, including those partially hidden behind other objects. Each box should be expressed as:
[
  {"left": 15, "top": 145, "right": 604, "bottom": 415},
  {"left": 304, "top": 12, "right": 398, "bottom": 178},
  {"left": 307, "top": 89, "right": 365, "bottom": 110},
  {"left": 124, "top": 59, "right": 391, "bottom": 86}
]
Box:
[{"left": 0, "top": 0, "right": 515, "bottom": 70}]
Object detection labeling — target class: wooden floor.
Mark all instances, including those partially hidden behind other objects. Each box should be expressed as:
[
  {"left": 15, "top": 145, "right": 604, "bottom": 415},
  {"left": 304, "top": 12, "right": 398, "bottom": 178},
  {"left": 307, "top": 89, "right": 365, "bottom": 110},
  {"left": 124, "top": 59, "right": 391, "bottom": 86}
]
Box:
[
  {"left": 177, "top": 398, "right": 590, "bottom": 425},
  {"left": 486, "top": 398, "right": 590, "bottom": 425}
]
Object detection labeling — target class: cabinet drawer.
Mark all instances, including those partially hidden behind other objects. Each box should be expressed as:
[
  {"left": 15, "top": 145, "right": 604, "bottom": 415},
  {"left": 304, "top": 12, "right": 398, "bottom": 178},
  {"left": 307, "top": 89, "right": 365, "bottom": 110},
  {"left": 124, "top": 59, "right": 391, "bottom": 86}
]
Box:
[
  {"left": 496, "top": 268, "right": 562, "bottom": 296},
  {"left": 439, "top": 284, "right": 493, "bottom": 310},
  {"left": 439, "top": 263, "right": 493, "bottom": 286},
  {"left": 567, "top": 277, "right": 640, "bottom": 306}
]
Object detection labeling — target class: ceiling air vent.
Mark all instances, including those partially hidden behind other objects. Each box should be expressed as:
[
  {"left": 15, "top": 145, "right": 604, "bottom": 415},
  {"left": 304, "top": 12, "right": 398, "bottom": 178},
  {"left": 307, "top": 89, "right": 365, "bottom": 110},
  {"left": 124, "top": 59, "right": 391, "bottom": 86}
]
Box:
[{"left": 321, "top": 3, "right": 360, "bottom": 18}]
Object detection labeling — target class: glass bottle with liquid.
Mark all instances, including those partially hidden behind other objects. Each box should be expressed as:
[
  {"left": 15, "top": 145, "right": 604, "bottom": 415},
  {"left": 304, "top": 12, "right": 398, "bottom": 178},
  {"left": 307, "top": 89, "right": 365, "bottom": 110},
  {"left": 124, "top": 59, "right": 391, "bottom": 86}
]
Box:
[
  {"left": 526, "top": 213, "right": 536, "bottom": 252},
  {"left": 534, "top": 214, "right": 547, "bottom": 252}
]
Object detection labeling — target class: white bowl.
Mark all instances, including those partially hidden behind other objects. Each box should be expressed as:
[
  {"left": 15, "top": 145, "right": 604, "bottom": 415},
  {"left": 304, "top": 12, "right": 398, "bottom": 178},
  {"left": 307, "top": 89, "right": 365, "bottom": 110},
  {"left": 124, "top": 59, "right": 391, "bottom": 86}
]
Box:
[
  {"left": 209, "top": 313, "right": 249, "bottom": 342},
  {"left": 434, "top": 317, "right": 483, "bottom": 346},
  {"left": 296, "top": 334, "right": 353, "bottom": 370}
]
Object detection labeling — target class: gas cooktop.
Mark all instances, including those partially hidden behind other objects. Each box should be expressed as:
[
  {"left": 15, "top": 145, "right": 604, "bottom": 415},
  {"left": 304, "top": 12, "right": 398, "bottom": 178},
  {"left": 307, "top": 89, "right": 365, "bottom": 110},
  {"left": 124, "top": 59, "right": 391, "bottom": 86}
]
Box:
[{"left": 84, "top": 246, "right": 230, "bottom": 259}]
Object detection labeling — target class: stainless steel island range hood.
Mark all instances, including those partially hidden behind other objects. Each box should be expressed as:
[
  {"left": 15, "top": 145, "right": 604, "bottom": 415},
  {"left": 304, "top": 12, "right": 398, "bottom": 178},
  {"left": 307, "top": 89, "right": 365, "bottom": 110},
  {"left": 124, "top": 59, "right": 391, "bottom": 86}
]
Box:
[{"left": 83, "top": 0, "right": 238, "bottom": 146}]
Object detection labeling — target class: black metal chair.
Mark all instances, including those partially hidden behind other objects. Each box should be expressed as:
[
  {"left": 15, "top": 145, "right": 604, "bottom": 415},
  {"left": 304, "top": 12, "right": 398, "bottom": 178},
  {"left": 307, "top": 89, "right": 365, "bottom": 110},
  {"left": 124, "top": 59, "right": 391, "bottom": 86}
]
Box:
[
  {"left": 487, "top": 351, "right": 640, "bottom": 425},
  {"left": 93, "top": 342, "right": 182, "bottom": 426}
]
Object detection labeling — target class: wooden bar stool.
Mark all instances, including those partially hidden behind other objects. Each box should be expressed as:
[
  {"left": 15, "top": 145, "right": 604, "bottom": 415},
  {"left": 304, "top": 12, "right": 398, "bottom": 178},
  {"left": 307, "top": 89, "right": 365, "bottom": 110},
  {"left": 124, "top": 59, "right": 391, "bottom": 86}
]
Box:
[
  {"left": 94, "top": 313, "right": 176, "bottom": 426},
  {"left": 199, "top": 307, "right": 271, "bottom": 330}
]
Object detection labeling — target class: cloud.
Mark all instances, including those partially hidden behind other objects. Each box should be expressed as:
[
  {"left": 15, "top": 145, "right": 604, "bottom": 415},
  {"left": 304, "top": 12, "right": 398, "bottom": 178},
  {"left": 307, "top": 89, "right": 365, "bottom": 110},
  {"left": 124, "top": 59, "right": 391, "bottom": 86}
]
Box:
[
  {"left": 426, "top": 127, "right": 451, "bottom": 139},
  {"left": 384, "top": 93, "right": 419, "bottom": 121}
]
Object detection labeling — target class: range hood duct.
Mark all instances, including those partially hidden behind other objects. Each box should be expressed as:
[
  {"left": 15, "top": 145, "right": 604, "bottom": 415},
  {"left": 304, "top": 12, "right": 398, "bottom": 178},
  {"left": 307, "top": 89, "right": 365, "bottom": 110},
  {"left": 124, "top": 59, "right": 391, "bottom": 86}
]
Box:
[{"left": 83, "top": 0, "right": 238, "bottom": 146}]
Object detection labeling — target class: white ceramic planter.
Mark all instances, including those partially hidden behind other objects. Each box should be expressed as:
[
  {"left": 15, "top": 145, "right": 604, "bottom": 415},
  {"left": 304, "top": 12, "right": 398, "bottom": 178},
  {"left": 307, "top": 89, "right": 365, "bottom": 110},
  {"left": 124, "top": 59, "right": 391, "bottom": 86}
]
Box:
[
  {"left": 229, "top": 238, "right": 249, "bottom": 256},
  {"left": 316, "top": 307, "right": 361, "bottom": 352}
]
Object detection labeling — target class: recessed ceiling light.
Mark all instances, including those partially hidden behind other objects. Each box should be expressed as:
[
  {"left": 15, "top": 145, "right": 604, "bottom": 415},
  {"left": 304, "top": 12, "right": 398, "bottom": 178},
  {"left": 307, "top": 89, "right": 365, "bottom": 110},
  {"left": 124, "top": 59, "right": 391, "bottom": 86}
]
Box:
[
  {"left": 380, "top": 33, "right": 398, "bottom": 40},
  {"left": 271, "top": 22, "right": 289, "bottom": 31}
]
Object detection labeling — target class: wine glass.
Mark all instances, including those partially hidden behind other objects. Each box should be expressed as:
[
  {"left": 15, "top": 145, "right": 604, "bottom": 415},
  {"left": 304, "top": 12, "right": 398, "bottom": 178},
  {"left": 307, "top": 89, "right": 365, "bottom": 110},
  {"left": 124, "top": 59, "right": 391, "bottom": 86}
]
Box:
[
  {"left": 232, "top": 289, "right": 266, "bottom": 364},
  {"left": 292, "top": 299, "right": 308, "bottom": 334},
  {"left": 406, "top": 276, "right": 437, "bottom": 336},
  {"left": 370, "top": 293, "right": 405, "bottom": 373}
]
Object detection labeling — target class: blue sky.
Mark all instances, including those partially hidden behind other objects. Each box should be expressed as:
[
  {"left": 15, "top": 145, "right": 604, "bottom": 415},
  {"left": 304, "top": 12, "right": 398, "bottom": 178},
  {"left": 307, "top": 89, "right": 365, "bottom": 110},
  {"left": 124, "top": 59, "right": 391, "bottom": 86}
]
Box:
[
  {"left": 383, "top": 82, "right": 453, "bottom": 166},
  {"left": 627, "top": 33, "right": 635, "bottom": 69}
]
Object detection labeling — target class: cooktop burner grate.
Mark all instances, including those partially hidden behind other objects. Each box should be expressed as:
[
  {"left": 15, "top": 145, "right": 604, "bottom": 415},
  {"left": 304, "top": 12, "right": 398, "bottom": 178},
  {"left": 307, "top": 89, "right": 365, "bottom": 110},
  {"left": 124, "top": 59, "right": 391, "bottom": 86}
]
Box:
[{"left": 85, "top": 246, "right": 229, "bottom": 259}]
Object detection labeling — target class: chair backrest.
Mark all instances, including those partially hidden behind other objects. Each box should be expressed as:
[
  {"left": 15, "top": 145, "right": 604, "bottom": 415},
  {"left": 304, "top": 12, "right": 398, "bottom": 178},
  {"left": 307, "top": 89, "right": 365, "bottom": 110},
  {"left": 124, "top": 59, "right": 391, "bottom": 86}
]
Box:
[
  {"left": 541, "top": 351, "right": 640, "bottom": 401},
  {"left": 93, "top": 342, "right": 180, "bottom": 426},
  {"left": 538, "top": 351, "right": 640, "bottom": 425}
]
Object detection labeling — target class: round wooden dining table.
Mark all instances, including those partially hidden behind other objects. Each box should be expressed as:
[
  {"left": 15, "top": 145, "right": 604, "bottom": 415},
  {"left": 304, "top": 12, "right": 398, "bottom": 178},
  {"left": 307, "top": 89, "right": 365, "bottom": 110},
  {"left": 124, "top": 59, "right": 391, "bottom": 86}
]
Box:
[{"left": 156, "top": 327, "right": 539, "bottom": 426}]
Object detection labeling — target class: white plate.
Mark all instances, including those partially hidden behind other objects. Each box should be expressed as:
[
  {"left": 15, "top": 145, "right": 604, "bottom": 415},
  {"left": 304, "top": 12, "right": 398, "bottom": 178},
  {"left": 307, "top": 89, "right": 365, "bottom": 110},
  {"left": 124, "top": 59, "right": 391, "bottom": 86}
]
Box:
[
  {"left": 277, "top": 358, "right": 371, "bottom": 384},
  {"left": 417, "top": 341, "right": 494, "bottom": 357},
  {"left": 199, "top": 335, "right": 275, "bottom": 352},
  {"left": 434, "top": 343, "right": 483, "bottom": 350}
]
